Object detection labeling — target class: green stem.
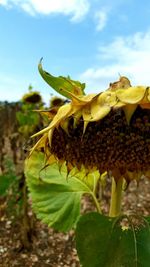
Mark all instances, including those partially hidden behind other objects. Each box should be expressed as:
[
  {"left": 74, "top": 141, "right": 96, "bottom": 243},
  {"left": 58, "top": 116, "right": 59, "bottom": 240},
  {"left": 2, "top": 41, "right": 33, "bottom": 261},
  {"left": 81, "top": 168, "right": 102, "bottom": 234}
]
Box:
[
  {"left": 91, "top": 193, "right": 101, "bottom": 213},
  {"left": 109, "top": 177, "right": 123, "bottom": 217}
]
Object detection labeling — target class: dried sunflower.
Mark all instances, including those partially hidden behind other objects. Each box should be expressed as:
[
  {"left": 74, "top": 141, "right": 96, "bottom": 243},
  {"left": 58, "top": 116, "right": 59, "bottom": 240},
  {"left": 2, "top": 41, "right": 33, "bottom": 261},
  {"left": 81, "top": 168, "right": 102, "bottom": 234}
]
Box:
[
  {"left": 31, "top": 66, "right": 150, "bottom": 185},
  {"left": 22, "top": 91, "right": 42, "bottom": 104},
  {"left": 50, "top": 96, "right": 67, "bottom": 108}
]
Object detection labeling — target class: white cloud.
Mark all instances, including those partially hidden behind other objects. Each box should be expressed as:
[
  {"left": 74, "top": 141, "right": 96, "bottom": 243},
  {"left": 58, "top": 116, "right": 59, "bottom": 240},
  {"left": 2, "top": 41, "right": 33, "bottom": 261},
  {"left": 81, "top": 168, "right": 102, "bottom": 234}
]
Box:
[
  {"left": 95, "top": 9, "right": 108, "bottom": 31},
  {"left": 0, "top": 0, "right": 8, "bottom": 5},
  {"left": 80, "top": 30, "right": 150, "bottom": 93},
  {"left": 0, "top": 0, "right": 90, "bottom": 21}
]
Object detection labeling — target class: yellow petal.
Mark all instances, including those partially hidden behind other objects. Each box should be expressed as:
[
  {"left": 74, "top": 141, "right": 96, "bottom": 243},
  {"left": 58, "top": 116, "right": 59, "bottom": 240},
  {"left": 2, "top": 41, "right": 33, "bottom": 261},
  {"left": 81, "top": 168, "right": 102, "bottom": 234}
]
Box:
[
  {"left": 82, "top": 106, "right": 92, "bottom": 133},
  {"left": 82, "top": 96, "right": 112, "bottom": 132},
  {"left": 116, "top": 86, "right": 147, "bottom": 104},
  {"left": 73, "top": 110, "right": 82, "bottom": 128},
  {"left": 60, "top": 88, "right": 96, "bottom": 106},
  {"left": 34, "top": 107, "right": 58, "bottom": 119},
  {"left": 113, "top": 101, "right": 126, "bottom": 109},
  {"left": 147, "top": 87, "right": 150, "bottom": 101},
  {"left": 47, "top": 154, "right": 57, "bottom": 165},
  {"left": 97, "top": 91, "right": 117, "bottom": 107},
  {"left": 109, "top": 76, "right": 131, "bottom": 91},
  {"left": 90, "top": 100, "right": 111, "bottom": 122},
  {"left": 49, "top": 103, "right": 72, "bottom": 129},
  {"left": 29, "top": 134, "right": 47, "bottom": 155},
  {"left": 31, "top": 124, "right": 52, "bottom": 138},
  {"left": 48, "top": 128, "right": 55, "bottom": 147},
  {"left": 122, "top": 104, "right": 138, "bottom": 124},
  {"left": 72, "top": 93, "right": 96, "bottom": 106},
  {"left": 31, "top": 104, "right": 72, "bottom": 138},
  {"left": 60, "top": 118, "right": 70, "bottom": 135}
]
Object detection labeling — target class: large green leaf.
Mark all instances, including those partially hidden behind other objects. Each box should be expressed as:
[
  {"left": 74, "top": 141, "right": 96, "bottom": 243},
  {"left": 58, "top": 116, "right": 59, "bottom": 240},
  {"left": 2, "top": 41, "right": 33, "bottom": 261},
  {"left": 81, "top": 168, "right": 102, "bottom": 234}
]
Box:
[
  {"left": 38, "top": 59, "right": 85, "bottom": 99},
  {"left": 76, "top": 213, "right": 150, "bottom": 267},
  {"left": 25, "top": 152, "right": 99, "bottom": 232}
]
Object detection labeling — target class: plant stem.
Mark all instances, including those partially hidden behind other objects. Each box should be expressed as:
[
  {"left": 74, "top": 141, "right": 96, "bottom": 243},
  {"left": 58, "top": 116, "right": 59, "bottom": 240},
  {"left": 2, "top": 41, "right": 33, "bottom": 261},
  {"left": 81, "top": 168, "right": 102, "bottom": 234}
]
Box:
[
  {"left": 109, "top": 177, "right": 123, "bottom": 217},
  {"left": 91, "top": 193, "right": 101, "bottom": 213}
]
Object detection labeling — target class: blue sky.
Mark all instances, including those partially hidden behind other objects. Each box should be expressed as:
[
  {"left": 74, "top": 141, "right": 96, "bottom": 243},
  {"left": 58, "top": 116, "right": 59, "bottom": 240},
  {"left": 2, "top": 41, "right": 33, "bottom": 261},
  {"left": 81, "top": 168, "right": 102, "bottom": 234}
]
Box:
[{"left": 0, "top": 0, "right": 150, "bottom": 104}]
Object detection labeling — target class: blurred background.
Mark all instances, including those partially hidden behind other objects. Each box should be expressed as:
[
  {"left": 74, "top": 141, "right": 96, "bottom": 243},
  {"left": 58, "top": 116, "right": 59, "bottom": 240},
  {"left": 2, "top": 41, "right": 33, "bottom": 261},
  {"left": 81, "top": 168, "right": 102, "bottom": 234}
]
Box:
[{"left": 0, "top": 0, "right": 150, "bottom": 103}]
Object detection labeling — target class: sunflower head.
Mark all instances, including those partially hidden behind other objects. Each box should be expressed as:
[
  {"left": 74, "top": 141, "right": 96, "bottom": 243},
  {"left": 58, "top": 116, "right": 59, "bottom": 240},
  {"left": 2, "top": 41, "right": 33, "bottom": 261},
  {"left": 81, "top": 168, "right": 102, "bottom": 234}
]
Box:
[
  {"left": 31, "top": 71, "right": 150, "bottom": 183},
  {"left": 50, "top": 96, "right": 67, "bottom": 108},
  {"left": 22, "top": 91, "right": 42, "bottom": 104}
]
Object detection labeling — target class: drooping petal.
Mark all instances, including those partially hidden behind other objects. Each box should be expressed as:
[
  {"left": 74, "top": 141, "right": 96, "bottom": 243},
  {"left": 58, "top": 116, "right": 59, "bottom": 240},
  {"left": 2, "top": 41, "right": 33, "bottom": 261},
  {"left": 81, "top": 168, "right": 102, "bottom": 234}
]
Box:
[
  {"left": 34, "top": 108, "right": 58, "bottom": 119},
  {"left": 48, "top": 128, "right": 55, "bottom": 147},
  {"left": 67, "top": 91, "right": 96, "bottom": 106},
  {"left": 73, "top": 110, "right": 82, "bottom": 129},
  {"left": 60, "top": 118, "right": 70, "bottom": 135},
  {"left": 147, "top": 87, "right": 150, "bottom": 101},
  {"left": 82, "top": 106, "right": 92, "bottom": 133},
  {"left": 97, "top": 91, "right": 117, "bottom": 107},
  {"left": 29, "top": 134, "right": 48, "bottom": 155},
  {"left": 90, "top": 100, "right": 111, "bottom": 122},
  {"left": 116, "top": 86, "right": 147, "bottom": 104},
  {"left": 122, "top": 104, "right": 138, "bottom": 124},
  {"left": 48, "top": 103, "right": 72, "bottom": 129},
  {"left": 82, "top": 93, "right": 115, "bottom": 132},
  {"left": 113, "top": 101, "right": 126, "bottom": 109},
  {"left": 31, "top": 104, "right": 73, "bottom": 138},
  {"left": 31, "top": 124, "right": 52, "bottom": 138},
  {"left": 47, "top": 154, "right": 57, "bottom": 165},
  {"left": 109, "top": 76, "right": 131, "bottom": 91}
]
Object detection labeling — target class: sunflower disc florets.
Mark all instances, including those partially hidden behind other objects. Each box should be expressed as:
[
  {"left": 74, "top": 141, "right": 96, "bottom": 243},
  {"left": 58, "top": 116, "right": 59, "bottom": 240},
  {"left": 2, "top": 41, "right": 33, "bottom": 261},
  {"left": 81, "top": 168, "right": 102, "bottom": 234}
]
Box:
[{"left": 31, "top": 77, "right": 150, "bottom": 182}]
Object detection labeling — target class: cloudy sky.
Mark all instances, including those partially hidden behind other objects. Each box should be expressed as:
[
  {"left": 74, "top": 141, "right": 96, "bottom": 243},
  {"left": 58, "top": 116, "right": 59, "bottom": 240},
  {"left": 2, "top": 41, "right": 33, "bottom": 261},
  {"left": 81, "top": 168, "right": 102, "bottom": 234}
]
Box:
[{"left": 0, "top": 0, "right": 150, "bottom": 103}]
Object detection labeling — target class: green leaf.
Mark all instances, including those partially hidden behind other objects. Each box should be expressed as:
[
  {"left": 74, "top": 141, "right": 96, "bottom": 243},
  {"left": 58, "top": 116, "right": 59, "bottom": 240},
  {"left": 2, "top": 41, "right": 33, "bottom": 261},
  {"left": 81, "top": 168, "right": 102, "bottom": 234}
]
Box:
[
  {"left": 76, "top": 213, "right": 150, "bottom": 267},
  {"left": 0, "top": 158, "right": 17, "bottom": 196},
  {"left": 0, "top": 174, "right": 16, "bottom": 196},
  {"left": 38, "top": 59, "right": 85, "bottom": 99},
  {"left": 25, "top": 152, "right": 97, "bottom": 232}
]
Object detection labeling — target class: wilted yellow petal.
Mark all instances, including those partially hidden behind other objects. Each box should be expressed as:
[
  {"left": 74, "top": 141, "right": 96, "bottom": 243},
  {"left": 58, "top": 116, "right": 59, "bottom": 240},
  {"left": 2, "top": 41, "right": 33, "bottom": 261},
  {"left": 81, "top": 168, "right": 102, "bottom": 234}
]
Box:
[
  {"left": 31, "top": 124, "right": 52, "bottom": 138},
  {"left": 48, "top": 128, "right": 54, "bottom": 147},
  {"left": 123, "top": 104, "right": 138, "bottom": 124},
  {"left": 61, "top": 88, "right": 96, "bottom": 106},
  {"left": 147, "top": 87, "right": 150, "bottom": 101},
  {"left": 109, "top": 76, "right": 131, "bottom": 91},
  {"left": 47, "top": 103, "right": 72, "bottom": 129},
  {"left": 29, "top": 134, "right": 48, "bottom": 155},
  {"left": 35, "top": 107, "right": 58, "bottom": 119},
  {"left": 47, "top": 154, "right": 57, "bottom": 165},
  {"left": 31, "top": 104, "right": 73, "bottom": 138},
  {"left": 82, "top": 106, "right": 91, "bottom": 133},
  {"left": 113, "top": 101, "right": 126, "bottom": 109},
  {"left": 90, "top": 100, "right": 111, "bottom": 122},
  {"left": 72, "top": 93, "right": 96, "bottom": 106},
  {"left": 97, "top": 91, "right": 117, "bottom": 107},
  {"left": 60, "top": 118, "right": 70, "bottom": 134},
  {"left": 116, "top": 86, "right": 147, "bottom": 104},
  {"left": 73, "top": 110, "right": 82, "bottom": 128}
]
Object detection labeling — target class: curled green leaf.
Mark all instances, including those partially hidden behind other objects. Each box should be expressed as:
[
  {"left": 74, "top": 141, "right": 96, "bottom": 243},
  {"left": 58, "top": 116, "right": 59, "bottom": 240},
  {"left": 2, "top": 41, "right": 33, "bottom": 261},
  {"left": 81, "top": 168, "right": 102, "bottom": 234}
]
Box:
[{"left": 38, "top": 59, "right": 85, "bottom": 99}]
